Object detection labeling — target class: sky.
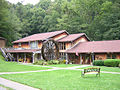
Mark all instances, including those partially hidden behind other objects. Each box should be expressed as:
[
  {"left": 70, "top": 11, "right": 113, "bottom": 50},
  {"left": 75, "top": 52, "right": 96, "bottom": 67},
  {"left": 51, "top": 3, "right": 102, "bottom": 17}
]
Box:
[{"left": 6, "top": 0, "right": 40, "bottom": 5}]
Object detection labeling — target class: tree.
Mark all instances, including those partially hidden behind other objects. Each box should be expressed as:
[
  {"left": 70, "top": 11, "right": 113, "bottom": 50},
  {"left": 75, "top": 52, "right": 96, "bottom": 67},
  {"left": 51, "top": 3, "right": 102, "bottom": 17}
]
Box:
[
  {"left": 0, "top": 0, "right": 22, "bottom": 46},
  {"left": 1, "top": 0, "right": 120, "bottom": 46}
]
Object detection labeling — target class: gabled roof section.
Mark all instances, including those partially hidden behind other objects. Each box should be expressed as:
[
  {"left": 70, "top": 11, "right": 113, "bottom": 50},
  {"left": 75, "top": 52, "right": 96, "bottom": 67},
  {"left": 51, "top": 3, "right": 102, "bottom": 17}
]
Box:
[
  {"left": 57, "top": 33, "right": 90, "bottom": 42},
  {"left": 13, "top": 30, "right": 69, "bottom": 43},
  {"left": 0, "top": 37, "right": 6, "bottom": 40},
  {"left": 66, "top": 40, "right": 120, "bottom": 53},
  {"left": 6, "top": 49, "right": 40, "bottom": 53}
]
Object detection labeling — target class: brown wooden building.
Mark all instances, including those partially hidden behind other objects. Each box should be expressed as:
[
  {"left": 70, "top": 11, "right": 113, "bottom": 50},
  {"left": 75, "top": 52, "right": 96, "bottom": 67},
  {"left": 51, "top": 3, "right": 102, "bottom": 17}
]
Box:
[
  {"left": 66, "top": 40, "right": 120, "bottom": 64},
  {"left": 6, "top": 30, "right": 120, "bottom": 64},
  {"left": 7, "top": 30, "right": 69, "bottom": 63},
  {"left": 0, "top": 37, "right": 6, "bottom": 48}
]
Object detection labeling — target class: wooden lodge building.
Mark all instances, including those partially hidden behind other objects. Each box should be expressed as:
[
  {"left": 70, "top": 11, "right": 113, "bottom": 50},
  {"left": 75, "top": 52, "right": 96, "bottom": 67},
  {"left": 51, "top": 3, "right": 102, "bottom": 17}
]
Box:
[{"left": 7, "top": 30, "right": 120, "bottom": 64}]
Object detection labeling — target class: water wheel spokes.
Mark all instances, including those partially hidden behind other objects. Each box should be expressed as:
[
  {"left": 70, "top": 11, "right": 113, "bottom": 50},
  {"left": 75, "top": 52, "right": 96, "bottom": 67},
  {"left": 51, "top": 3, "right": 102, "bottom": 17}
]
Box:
[{"left": 41, "top": 39, "right": 59, "bottom": 61}]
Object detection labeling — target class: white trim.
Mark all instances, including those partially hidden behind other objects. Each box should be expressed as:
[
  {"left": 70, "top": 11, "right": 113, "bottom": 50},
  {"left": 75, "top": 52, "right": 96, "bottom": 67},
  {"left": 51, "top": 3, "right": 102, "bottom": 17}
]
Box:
[
  {"left": 80, "top": 54, "right": 82, "bottom": 64},
  {"left": 32, "top": 53, "right": 35, "bottom": 63}
]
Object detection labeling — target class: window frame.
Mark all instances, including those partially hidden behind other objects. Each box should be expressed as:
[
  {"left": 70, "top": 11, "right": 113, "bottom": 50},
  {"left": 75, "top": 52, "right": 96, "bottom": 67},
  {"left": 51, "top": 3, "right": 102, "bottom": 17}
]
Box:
[
  {"left": 107, "top": 53, "right": 117, "bottom": 59},
  {"left": 59, "top": 42, "right": 66, "bottom": 50},
  {"left": 30, "top": 41, "right": 38, "bottom": 49}
]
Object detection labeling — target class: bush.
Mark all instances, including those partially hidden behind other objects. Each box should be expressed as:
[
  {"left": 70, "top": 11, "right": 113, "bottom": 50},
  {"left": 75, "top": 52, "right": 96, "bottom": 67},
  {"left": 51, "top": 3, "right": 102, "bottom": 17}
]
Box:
[
  {"left": 104, "top": 59, "right": 120, "bottom": 67},
  {"left": 34, "top": 60, "right": 63, "bottom": 65},
  {"left": 47, "top": 60, "right": 59, "bottom": 64},
  {"left": 33, "top": 60, "right": 47, "bottom": 65},
  {"left": 52, "top": 60, "right": 59, "bottom": 64},
  {"left": 42, "top": 61, "right": 48, "bottom": 65},
  {"left": 59, "top": 60, "right": 66, "bottom": 64},
  {"left": 47, "top": 60, "right": 53, "bottom": 65},
  {"left": 93, "top": 60, "right": 104, "bottom": 66},
  {"left": 118, "top": 63, "right": 120, "bottom": 68}
]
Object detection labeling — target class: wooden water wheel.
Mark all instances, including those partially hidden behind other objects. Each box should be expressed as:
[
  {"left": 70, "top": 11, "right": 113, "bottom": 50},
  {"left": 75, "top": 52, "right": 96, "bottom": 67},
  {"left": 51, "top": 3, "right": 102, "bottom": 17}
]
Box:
[{"left": 41, "top": 39, "right": 59, "bottom": 61}]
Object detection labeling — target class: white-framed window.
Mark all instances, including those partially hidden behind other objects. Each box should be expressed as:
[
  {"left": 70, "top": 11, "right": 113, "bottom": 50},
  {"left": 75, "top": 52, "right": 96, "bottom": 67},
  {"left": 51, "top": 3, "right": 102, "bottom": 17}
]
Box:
[
  {"left": 30, "top": 41, "right": 38, "bottom": 49},
  {"left": 59, "top": 43, "right": 66, "bottom": 50},
  {"left": 18, "top": 43, "right": 21, "bottom": 46},
  {"left": 59, "top": 52, "right": 66, "bottom": 59},
  {"left": 18, "top": 43, "right": 21, "bottom": 48},
  {"left": 107, "top": 54, "right": 116, "bottom": 59}
]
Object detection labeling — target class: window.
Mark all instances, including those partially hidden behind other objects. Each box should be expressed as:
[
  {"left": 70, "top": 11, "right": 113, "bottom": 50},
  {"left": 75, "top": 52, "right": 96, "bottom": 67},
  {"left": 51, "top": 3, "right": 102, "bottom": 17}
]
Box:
[
  {"left": 107, "top": 54, "right": 116, "bottom": 59},
  {"left": 30, "top": 41, "right": 38, "bottom": 49},
  {"left": 59, "top": 53, "right": 66, "bottom": 59},
  {"left": 18, "top": 43, "right": 21, "bottom": 47},
  {"left": 107, "top": 54, "right": 111, "bottom": 59},
  {"left": 112, "top": 54, "right": 116, "bottom": 59},
  {"left": 59, "top": 43, "right": 66, "bottom": 50}
]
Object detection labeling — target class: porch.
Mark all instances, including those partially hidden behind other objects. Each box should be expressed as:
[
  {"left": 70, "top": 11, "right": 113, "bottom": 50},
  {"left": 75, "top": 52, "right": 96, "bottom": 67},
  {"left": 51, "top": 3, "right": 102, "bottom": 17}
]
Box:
[
  {"left": 6, "top": 48, "right": 42, "bottom": 63},
  {"left": 68, "top": 53, "right": 94, "bottom": 64},
  {"left": 67, "top": 53, "right": 120, "bottom": 64},
  {"left": 10, "top": 53, "right": 42, "bottom": 63}
]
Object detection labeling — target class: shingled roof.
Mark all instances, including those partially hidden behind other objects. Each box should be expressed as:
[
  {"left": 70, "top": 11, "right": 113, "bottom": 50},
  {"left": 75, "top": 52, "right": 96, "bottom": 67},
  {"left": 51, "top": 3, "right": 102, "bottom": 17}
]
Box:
[
  {"left": 66, "top": 40, "right": 120, "bottom": 53},
  {"left": 0, "top": 37, "right": 6, "bottom": 40},
  {"left": 13, "top": 30, "right": 68, "bottom": 43},
  {"left": 57, "top": 33, "right": 90, "bottom": 42},
  {"left": 7, "top": 49, "right": 39, "bottom": 53}
]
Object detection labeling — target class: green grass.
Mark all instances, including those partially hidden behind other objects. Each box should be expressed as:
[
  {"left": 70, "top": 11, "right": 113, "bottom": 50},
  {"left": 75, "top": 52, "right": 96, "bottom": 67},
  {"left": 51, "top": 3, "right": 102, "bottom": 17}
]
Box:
[
  {"left": 0, "top": 70, "right": 120, "bottom": 90},
  {"left": 47, "top": 64, "right": 80, "bottom": 67},
  {"left": 77, "top": 66, "right": 120, "bottom": 72},
  {"left": 0, "top": 54, "right": 50, "bottom": 72},
  {"left": 0, "top": 53, "right": 120, "bottom": 90}
]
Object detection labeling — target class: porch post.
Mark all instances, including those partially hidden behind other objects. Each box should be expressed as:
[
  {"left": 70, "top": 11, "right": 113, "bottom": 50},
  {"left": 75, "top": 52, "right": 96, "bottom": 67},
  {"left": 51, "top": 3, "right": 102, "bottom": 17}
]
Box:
[
  {"left": 32, "top": 53, "right": 35, "bottom": 63},
  {"left": 17, "top": 53, "right": 19, "bottom": 62},
  {"left": 41, "top": 53, "right": 43, "bottom": 60},
  {"left": 29, "top": 41, "right": 30, "bottom": 49},
  {"left": 89, "top": 53, "right": 92, "bottom": 64},
  {"left": 80, "top": 54, "right": 82, "bottom": 64},
  {"left": 92, "top": 53, "right": 95, "bottom": 63},
  {"left": 66, "top": 53, "right": 68, "bottom": 64},
  {"left": 24, "top": 53, "right": 26, "bottom": 63}
]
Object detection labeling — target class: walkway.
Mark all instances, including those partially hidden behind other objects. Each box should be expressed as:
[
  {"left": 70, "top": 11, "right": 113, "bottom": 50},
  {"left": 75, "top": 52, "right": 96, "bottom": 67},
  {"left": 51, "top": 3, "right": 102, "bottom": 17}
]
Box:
[
  {"left": 0, "top": 65, "right": 90, "bottom": 75},
  {"left": 0, "top": 77, "right": 39, "bottom": 90},
  {"left": 0, "top": 65, "right": 120, "bottom": 75},
  {"left": 0, "top": 86, "right": 7, "bottom": 90}
]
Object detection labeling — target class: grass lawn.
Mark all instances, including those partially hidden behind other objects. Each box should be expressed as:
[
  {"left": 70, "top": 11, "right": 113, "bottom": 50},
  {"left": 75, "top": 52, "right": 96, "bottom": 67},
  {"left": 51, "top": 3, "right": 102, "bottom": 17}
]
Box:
[
  {"left": 0, "top": 70, "right": 120, "bottom": 90},
  {"left": 77, "top": 66, "right": 120, "bottom": 72},
  {"left": 47, "top": 64, "right": 80, "bottom": 67},
  {"left": 0, "top": 54, "right": 50, "bottom": 72}
]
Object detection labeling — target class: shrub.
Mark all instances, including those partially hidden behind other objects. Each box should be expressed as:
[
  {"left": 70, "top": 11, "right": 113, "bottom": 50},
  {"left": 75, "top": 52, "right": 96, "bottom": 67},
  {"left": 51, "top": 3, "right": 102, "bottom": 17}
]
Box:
[
  {"left": 63, "top": 60, "right": 66, "bottom": 64},
  {"left": 43, "top": 61, "right": 48, "bottom": 65},
  {"left": 33, "top": 60, "right": 46, "bottom": 65},
  {"left": 59, "top": 60, "right": 64, "bottom": 64},
  {"left": 47, "top": 60, "right": 53, "bottom": 65},
  {"left": 34, "top": 60, "right": 62, "bottom": 65},
  {"left": 104, "top": 59, "right": 120, "bottom": 67},
  {"left": 118, "top": 64, "right": 120, "bottom": 68},
  {"left": 93, "top": 60, "right": 104, "bottom": 66},
  {"left": 52, "top": 60, "right": 59, "bottom": 64},
  {"left": 59, "top": 60, "right": 66, "bottom": 64}
]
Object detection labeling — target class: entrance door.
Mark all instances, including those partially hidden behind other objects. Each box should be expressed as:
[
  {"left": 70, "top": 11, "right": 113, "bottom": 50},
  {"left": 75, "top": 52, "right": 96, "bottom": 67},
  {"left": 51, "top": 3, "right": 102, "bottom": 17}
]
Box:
[
  {"left": 68, "top": 53, "right": 80, "bottom": 64},
  {"left": 82, "top": 54, "right": 91, "bottom": 64}
]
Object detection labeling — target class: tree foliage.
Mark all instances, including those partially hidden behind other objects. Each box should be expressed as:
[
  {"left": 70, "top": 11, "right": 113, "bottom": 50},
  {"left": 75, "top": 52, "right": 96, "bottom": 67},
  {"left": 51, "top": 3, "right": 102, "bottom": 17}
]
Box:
[{"left": 0, "top": 0, "right": 120, "bottom": 46}]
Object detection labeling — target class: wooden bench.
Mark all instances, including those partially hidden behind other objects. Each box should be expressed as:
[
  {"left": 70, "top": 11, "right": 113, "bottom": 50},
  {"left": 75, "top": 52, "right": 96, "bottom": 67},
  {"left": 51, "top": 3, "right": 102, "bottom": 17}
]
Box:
[{"left": 81, "top": 67, "right": 100, "bottom": 77}]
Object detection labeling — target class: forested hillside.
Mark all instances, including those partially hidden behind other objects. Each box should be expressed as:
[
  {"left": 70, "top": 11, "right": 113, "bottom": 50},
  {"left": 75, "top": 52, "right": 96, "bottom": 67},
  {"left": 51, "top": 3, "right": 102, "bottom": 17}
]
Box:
[{"left": 0, "top": 0, "right": 120, "bottom": 46}]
